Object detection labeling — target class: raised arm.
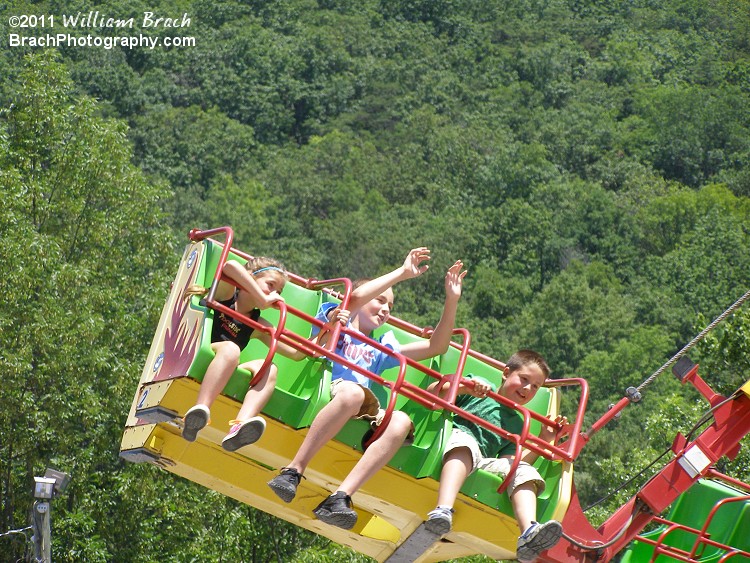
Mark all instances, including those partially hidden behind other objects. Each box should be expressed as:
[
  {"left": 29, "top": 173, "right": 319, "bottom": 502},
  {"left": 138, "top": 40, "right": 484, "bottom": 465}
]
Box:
[
  {"left": 346, "top": 247, "right": 431, "bottom": 313},
  {"left": 400, "top": 260, "right": 467, "bottom": 362}
]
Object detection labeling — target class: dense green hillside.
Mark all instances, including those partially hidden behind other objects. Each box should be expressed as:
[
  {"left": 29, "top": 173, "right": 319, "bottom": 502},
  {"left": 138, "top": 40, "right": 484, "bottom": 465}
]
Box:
[{"left": 1, "top": 0, "right": 749, "bottom": 560}]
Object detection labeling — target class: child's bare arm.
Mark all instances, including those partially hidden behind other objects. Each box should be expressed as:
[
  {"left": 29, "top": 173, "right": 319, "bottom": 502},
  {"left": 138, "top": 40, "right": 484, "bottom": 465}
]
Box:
[
  {"left": 520, "top": 414, "right": 567, "bottom": 463},
  {"left": 347, "top": 247, "right": 431, "bottom": 312},
  {"left": 253, "top": 309, "right": 350, "bottom": 361},
  {"left": 401, "top": 260, "right": 467, "bottom": 361},
  {"left": 427, "top": 375, "right": 490, "bottom": 399},
  {"left": 263, "top": 337, "right": 308, "bottom": 361}
]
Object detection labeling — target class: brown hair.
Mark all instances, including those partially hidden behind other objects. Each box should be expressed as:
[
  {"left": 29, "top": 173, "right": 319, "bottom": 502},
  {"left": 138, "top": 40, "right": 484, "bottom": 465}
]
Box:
[
  {"left": 246, "top": 256, "right": 288, "bottom": 281},
  {"left": 506, "top": 349, "right": 551, "bottom": 380}
]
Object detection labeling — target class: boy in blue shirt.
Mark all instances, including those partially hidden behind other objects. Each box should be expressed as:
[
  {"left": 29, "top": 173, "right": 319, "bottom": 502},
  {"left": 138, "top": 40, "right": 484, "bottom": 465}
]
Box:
[{"left": 268, "top": 248, "right": 466, "bottom": 530}]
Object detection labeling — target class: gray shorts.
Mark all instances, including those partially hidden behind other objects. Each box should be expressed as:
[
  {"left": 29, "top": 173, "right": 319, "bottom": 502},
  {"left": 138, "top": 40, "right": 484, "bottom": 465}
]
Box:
[{"left": 444, "top": 427, "right": 546, "bottom": 495}]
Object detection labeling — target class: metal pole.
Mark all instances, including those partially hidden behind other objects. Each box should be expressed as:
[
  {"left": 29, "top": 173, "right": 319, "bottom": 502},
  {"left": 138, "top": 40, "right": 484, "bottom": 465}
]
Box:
[{"left": 30, "top": 500, "right": 51, "bottom": 563}]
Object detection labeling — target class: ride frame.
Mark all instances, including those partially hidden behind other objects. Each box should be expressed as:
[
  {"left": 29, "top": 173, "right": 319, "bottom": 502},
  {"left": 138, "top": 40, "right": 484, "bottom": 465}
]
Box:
[{"left": 121, "top": 226, "right": 750, "bottom": 563}]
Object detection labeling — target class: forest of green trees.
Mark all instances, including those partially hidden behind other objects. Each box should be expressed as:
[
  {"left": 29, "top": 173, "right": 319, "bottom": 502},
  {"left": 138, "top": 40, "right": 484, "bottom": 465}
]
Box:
[{"left": 1, "top": 0, "right": 749, "bottom": 560}]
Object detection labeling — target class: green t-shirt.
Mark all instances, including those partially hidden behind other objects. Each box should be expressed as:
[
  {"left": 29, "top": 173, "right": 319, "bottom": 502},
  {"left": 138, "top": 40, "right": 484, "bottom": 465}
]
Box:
[{"left": 452, "top": 375, "right": 524, "bottom": 458}]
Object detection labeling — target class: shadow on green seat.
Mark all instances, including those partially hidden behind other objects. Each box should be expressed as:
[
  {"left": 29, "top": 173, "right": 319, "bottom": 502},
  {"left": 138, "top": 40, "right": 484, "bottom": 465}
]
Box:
[{"left": 619, "top": 479, "right": 750, "bottom": 563}]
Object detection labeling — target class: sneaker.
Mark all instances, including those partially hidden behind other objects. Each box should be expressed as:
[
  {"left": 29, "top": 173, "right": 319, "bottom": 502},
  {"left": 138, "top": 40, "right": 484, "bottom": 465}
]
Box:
[
  {"left": 424, "top": 506, "right": 454, "bottom": 535},
  {"left": 182, "top": 405, "right": 210, "bottom": 442},
  {"left": 267, "top": 467, "right": 304, "bottom": 503},
  {"left": 516, "top": 520, "right": 563, "bottom": 562},
  {"left": 313, "top": 491, "right": 358, "bottom": 530},
  {"left": 222, "top": 417, "right": 266, "bottom": 452}
]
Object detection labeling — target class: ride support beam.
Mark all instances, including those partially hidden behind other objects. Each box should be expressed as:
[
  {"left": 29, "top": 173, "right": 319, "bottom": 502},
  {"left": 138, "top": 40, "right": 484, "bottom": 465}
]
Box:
[{"left": 542, "top": 381, "right": 750, "bottom": 563}]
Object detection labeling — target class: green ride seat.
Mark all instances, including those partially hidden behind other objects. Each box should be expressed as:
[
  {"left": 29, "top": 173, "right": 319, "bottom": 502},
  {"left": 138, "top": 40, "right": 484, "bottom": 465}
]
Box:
[
  {"left": 185, "top": 241, "right": 326, "bottom": 429},
  {"left": 330, "top": 320, "right": 451, "bottom": 479},
  {"left": 431, "top": 344, "right": 564, "bottom": 521},
  {"left": 619, "top": 478, "right": 750, "bottom": 563},
  {"left": 185, "top": 240, "right": 234, "bottom": 381},
  {"left": 375, "top": 325, "right": 451, "bottom": 479},
  {"left": 245, "top": 281, "right": 325, "bottom": 428},
  {"left": 449, "top": 386, "right": 563, "bottom": 524},
  {"left": 435, "top": 344, "right": 505, "bottom": 390}
]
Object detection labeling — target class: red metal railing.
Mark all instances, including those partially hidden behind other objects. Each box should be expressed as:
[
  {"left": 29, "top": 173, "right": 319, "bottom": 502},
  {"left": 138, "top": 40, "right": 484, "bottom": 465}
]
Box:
[{"left": 187, "top": 228, "right": 584, "bottom": 477}]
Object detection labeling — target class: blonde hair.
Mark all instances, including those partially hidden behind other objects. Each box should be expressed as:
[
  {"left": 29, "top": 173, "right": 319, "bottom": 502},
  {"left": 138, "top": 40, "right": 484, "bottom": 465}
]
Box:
[
  {"left": 352, "top": 278, "right": 372, "bottom": 290},
  {"left": 247, "top": 256, "right": 288, "bottom": 281},
  {"left": 184, "top": 256, "right": 288, "bottom": 298}
]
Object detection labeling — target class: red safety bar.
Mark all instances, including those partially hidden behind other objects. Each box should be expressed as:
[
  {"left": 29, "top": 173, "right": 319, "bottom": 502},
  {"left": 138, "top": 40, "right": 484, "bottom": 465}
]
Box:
[
  {"left": 188, "top": 228, "right": 587, "bottom": 496},
  {"left": 636, "top": 469, "right": 750, "bottom": 563},
  {"left": 631, "top": 499, "right": 750, "bottom": 562},
  {"left": 188, "top": 228, "right": 750, "bottom": 563}
]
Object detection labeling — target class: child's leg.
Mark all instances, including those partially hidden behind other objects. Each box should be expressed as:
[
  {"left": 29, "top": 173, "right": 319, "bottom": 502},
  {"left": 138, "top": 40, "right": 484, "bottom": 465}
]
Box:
[
  {"left": 221, "top": 360, "right": 278, "bottom": 451},
  {"left": 287, "top": 381, "right": 366, "bottom": 474},
  {"left": 195, "top": 341, "right": 242, "bottom": 407},
  {"left": 436, "top": 447, "right": 473, "bottom": 509},
  {"left": 507, "top": 466, "right": 562, "bottom": 562},
  {"left": 509, "top": 482, "right": 538, "bottom": 533},
  {"left": 477, "top": 457, "right": 545, "bottom": 533},
  {"left": 235, "top": 359, "right": 278, "bottom": 420},
  {"left": 335, "top": 410, "right": 413, "bottom": 496},
  {"left": 183, "top": 341, "right": 241, "bottom": 442},
  {"left": 422, "top": 446, "right": 473, "bottom": 535},
  {"left": 312, "top": 410, "right": 412, "bottom": 530}
]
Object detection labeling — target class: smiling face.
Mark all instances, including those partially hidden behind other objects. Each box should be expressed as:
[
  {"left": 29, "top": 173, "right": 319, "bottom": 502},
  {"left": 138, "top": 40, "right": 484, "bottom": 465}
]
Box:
[
  {"left": 499, "top": 362, "right": 547, "bottom": 405},
  {"left": 356, "top": 288, "right": 395, "bottom": 335}
]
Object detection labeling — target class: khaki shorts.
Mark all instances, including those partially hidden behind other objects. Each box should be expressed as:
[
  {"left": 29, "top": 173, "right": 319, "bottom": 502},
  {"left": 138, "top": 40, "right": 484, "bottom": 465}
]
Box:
[
  {"left": 330, "top": 378, "right": 414, "bottom": 445},
  {"left": 330, "top": 378, "right": 383, "bottom": 421},
  {"left": 444, "top": 427, "right": 546, "bottom": 495}
]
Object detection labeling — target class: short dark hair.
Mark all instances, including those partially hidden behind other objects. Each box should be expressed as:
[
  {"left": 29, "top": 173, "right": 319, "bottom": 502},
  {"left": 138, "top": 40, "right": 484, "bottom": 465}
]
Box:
[{"left": 506, "top": 349, "right": 551, "bottom": 379}]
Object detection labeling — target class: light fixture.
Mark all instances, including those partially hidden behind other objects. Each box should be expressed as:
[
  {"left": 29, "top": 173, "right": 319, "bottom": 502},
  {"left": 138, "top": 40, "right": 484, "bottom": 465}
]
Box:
[
  {"left": 31, "top": 468, "right": 71, "bottom": 562},
  {"left": 33, "top": 477, "right": 56, "bottom": 500},
  {"left": 43, "top": 468, "right": 71, "bottom": 496},
  {"left": 33, "top": 468, "right": 71, "bottom": 500}
]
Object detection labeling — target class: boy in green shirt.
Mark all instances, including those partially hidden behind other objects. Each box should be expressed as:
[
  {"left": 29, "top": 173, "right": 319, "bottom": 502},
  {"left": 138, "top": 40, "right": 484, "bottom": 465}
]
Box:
[{"left": 426, "top": 349, "right": 564, "bottom": 562}]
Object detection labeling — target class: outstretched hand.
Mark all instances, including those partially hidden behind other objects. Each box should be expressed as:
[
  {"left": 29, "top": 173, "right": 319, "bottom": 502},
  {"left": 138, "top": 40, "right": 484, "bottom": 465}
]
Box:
[
  {"left": 444, "top": 260, "right": 467, "bottom": 301},
  {"left": 401, "top": 247, "right": 431, "bottom": 279}
]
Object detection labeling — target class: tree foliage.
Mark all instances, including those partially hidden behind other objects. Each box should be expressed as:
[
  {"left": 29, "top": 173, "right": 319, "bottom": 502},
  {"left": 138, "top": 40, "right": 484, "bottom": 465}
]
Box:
[{"left": 1, "top": 0, "right": 749, "bottom": 560}]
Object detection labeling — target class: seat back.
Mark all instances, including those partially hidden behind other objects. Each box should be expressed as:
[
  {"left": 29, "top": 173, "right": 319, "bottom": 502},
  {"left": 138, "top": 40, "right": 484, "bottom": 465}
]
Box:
[
  {"left": 620, "top": 479, "right": 750, "bottom": 562},
  {"left": 434, "top": 348, "right": 562, "bottom": 520},
  {"left": 327, "top": 309, "right": 450, "bottom": 478}
]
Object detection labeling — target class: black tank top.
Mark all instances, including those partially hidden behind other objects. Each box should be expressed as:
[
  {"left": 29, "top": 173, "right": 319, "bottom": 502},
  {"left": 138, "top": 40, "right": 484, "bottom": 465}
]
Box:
[{"left": 210, "top": 292, "right": 261, "bottom": 349}]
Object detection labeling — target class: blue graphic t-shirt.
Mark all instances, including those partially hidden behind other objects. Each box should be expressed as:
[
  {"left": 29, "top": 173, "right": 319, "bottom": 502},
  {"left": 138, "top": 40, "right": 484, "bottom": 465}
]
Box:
[{"left": 312, "top": 302, "right": 401, "bottom": 388}]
